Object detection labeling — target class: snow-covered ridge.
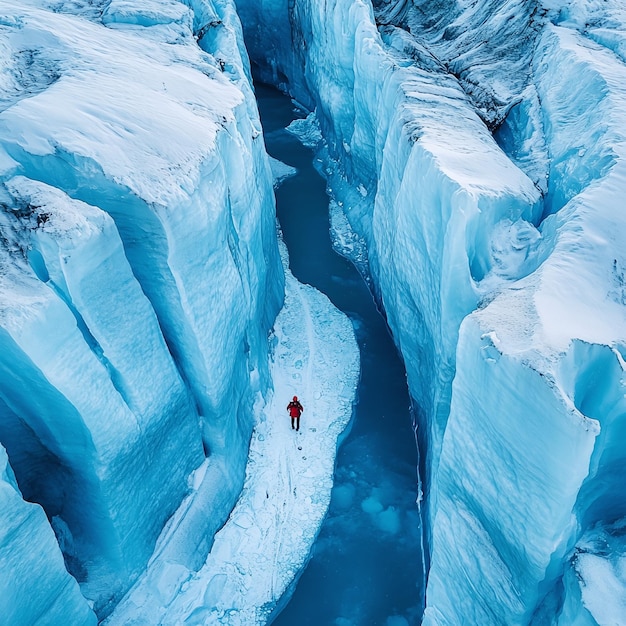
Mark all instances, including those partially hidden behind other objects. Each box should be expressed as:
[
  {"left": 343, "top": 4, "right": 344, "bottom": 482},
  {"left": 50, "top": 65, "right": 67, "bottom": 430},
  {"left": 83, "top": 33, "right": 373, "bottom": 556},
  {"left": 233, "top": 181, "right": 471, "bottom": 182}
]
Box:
[
  {"left": 0, "top": 0, "right": 284, "bottom": 619},
  {"left": 236, "top": 0, "right": 626, "bottom": 623},
  {"left": 376, "top": 0, "right": 541, "bottom": 128}
]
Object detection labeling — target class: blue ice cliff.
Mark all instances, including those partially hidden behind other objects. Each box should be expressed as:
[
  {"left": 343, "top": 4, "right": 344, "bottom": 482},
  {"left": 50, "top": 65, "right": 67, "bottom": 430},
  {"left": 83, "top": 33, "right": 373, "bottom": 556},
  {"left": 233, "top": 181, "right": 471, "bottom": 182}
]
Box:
[
  {"left": 1, "top": 0, "right": 626, "bottom": 624},
  {"left": 0, "top": 0, "right": 283, "bottom": 619},
  {"left": 237, "top": 0, "right": 626, "bottom": 623}
]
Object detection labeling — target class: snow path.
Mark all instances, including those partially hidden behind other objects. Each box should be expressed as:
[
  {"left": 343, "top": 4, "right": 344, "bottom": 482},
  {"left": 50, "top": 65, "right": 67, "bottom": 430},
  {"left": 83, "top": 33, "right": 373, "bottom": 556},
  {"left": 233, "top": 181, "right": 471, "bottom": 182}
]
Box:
[{"left": 107, "top": 249, "right": 359, "bottom": 625}]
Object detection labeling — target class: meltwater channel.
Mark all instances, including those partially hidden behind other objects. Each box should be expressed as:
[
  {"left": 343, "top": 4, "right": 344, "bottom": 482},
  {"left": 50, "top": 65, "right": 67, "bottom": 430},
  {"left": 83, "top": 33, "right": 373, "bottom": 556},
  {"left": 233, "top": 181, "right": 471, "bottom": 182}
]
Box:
[{"left": 255, "top": 83, "right": 425, "bottom": 626}]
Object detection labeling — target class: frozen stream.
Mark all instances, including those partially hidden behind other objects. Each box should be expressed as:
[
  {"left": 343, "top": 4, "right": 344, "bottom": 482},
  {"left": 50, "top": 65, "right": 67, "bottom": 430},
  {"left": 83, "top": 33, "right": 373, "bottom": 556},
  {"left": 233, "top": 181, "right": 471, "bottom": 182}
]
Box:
[{"left": 256, "top": 83, "right": 425, "bottom": 626}]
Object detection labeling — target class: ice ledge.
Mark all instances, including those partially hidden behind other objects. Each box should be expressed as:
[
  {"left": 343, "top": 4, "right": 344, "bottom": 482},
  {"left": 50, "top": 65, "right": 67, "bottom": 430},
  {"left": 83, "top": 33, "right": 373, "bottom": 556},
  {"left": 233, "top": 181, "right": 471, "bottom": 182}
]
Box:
[{"left": 106, "top": 255, "right": 360, "bottom": 624}]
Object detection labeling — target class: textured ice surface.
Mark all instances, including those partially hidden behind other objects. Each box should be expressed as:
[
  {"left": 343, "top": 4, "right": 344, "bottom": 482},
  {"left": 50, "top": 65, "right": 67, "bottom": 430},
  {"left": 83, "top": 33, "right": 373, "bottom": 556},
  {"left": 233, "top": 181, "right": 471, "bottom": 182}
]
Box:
[
  {"left": 0, "top": 176, "right": 204, "bottom": 610},
  {"left": 0, "top": 0, "right": 282, "bottom": 617},
  {"left": 559, "top": 519, "right": 626, "bottom": 626},
  {"left": 237, "top": 0, "right": 626, "bottom": 622},
  {"left": 0, "top": 444, "right": 96, "bottom": 625},
  {"left": 0, "top": 0, "right": 361, "bottom": 621}
]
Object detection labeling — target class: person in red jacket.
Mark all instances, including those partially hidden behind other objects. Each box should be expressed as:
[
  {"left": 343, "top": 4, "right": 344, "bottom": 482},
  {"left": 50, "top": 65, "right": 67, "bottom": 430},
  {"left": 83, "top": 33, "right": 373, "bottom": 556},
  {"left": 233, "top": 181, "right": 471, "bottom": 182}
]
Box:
[{"left": 287, "top": 395, "right": 304, "bottom": 431}]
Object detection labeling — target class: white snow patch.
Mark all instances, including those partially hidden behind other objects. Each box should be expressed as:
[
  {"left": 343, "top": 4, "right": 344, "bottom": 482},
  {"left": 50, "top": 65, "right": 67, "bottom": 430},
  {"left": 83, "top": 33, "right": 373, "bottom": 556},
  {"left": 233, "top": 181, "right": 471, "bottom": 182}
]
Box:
[
  {"left": 578, "top": 552, "right": 626, "bottom": 624},
  {"left": 0, "top": 4, "right": 242, "bottom": 206}
]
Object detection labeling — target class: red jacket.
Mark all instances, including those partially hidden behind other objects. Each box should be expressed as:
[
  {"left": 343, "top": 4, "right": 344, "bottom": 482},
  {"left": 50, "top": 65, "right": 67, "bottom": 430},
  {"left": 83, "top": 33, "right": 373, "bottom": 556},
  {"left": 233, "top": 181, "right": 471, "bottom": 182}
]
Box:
[{"left": 287, "top": 400, "right": 303, "bottom": 417}]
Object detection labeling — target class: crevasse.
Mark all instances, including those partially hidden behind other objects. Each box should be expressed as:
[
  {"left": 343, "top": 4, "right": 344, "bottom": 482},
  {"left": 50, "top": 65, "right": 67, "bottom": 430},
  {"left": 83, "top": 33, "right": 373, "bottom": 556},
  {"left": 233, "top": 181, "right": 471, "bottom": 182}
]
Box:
[{"left": 235, "top": 0, "right": 626, "bottom": 623}]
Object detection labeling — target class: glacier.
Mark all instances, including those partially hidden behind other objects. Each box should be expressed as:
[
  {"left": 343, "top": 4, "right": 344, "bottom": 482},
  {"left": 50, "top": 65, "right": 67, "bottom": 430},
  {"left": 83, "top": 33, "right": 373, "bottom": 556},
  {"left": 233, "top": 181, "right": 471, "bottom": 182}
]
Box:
[
  {"left": 236, "top": 0, "right": 626, "bottom": 623},
  {"left": 0, "top": 0, "right": 363, "bottom": 622},
  {"left": 3, "top": 0, "right": 626, "bottom": 623}
]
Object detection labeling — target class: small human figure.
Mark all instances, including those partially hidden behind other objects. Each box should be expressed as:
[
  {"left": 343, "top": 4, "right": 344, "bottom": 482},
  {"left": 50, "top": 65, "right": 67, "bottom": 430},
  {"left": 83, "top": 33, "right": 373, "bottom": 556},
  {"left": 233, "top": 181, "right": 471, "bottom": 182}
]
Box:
[{"left": 287, "top": 395, "right": 304, "bottom": 431}]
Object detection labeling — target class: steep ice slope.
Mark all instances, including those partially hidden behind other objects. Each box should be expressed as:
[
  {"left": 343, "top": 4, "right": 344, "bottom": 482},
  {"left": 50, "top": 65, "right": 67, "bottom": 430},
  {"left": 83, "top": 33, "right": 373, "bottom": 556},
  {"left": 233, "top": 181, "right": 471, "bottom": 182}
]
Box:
[
  {"left": 431, "top": 21, "right": 626, "bottom": 624},
  {"left": 425, "top": 14, "right": 626, "bottom": 625},
  {"left": 236, "top": 0, "right": 626, "bottom": 623},
  {"left": 0, "top": 0, "right": 282, "bottom": 617},
  {"left": 0, "top": 176, "right": 204, "bottom": 610},
  {"left": 0, "top": 444, "right": 96, "bottom": 625}
]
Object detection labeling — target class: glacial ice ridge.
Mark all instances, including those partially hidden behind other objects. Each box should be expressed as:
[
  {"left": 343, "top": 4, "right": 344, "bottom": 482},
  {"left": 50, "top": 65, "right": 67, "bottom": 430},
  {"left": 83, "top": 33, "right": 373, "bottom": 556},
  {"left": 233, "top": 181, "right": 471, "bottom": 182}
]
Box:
[{"left": 236, "top": 0, "right": 626, "bottom": 623}]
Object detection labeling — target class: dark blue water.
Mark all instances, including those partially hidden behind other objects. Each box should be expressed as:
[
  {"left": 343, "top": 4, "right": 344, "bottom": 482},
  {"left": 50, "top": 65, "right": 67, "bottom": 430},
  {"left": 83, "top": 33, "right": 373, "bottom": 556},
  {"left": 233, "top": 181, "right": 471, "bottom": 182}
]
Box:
[{"left": 255, "top": 82, "right": 424, "bottom": 626}]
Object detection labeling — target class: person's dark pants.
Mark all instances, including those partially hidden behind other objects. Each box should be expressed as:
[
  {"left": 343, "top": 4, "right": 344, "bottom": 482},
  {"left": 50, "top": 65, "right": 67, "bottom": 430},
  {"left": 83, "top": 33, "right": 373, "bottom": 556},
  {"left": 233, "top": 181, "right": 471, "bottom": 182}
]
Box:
[{"left": 291, "top": 416, "right": 300, "bottom": 431}]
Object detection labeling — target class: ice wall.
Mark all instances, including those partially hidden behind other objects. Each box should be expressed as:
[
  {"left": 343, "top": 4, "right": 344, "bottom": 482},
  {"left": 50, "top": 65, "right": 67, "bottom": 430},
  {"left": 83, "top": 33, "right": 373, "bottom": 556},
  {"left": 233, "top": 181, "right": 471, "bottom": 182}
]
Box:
[
  {"left": 426, "top": 21, "right": 626, "bottom": 624},
  {"left": 0, "top": 176, "right": 204, "bottom": 611},
  {"left": 0, "top": 0, "right": 282, "bottom": 617},
  {"left": 235, "top": 0, "right": 540, "bottom": 499},
  {"left": 235, "top": 0, "right": 308, "bottom": 101},
  {"left": 236, "top": 0, "right": 626, "bottom": 622},
  {"left": 0, "top": 444, "right": 96, "bottom": 625}
]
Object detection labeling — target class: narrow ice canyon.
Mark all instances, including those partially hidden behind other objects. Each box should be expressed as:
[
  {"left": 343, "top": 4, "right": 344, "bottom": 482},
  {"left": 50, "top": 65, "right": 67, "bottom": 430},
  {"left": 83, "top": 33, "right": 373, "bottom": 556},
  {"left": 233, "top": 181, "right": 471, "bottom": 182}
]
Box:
[{"left": 1, "top": 1, "right": 625, "bottom": 625}]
